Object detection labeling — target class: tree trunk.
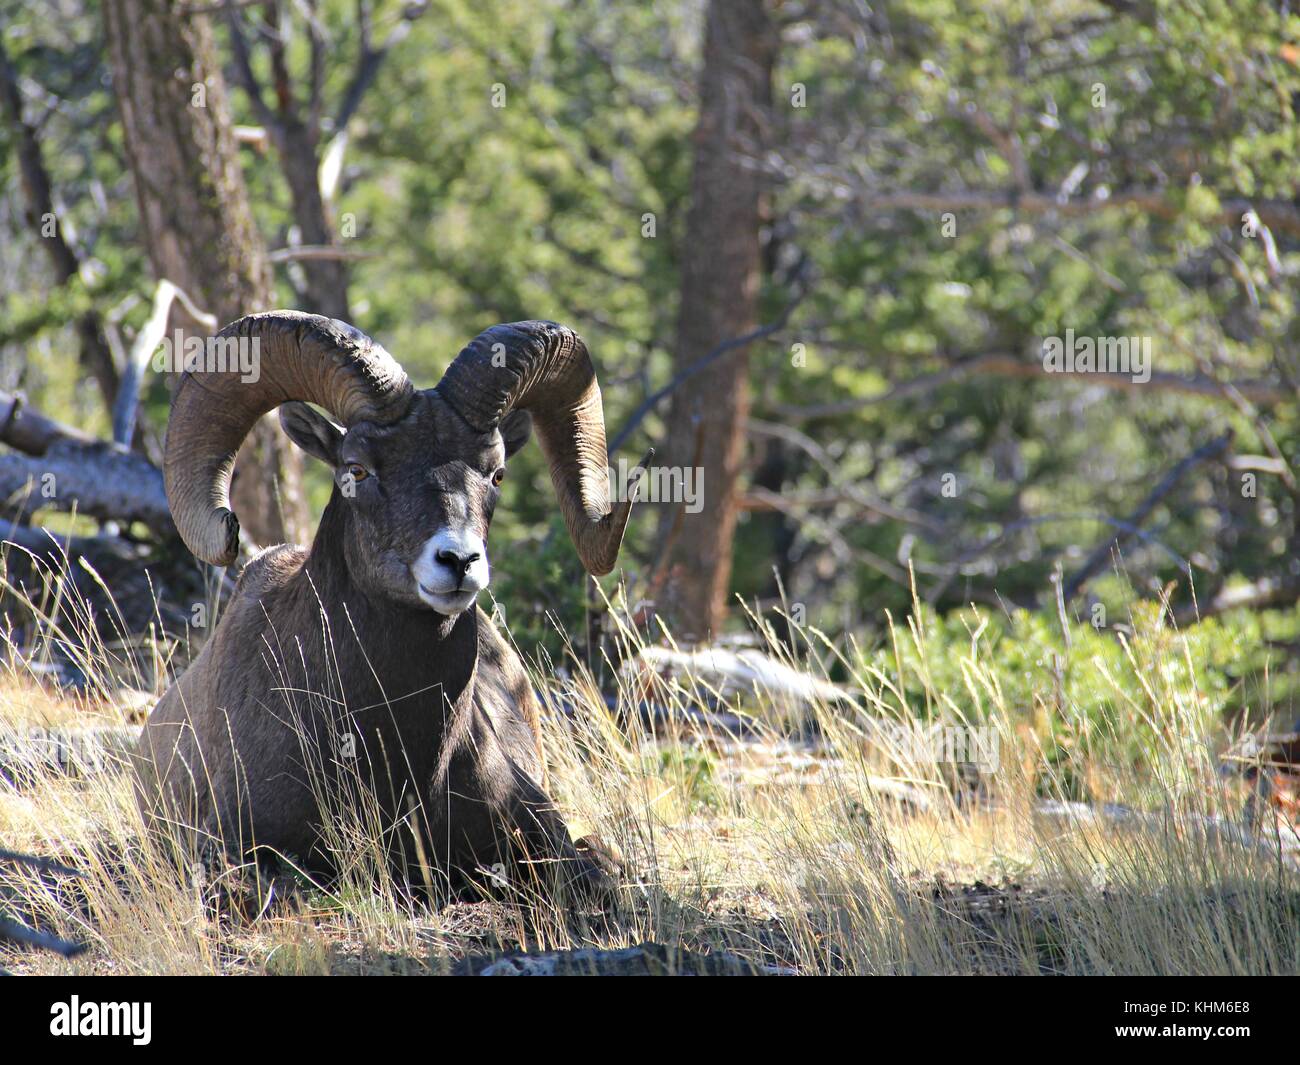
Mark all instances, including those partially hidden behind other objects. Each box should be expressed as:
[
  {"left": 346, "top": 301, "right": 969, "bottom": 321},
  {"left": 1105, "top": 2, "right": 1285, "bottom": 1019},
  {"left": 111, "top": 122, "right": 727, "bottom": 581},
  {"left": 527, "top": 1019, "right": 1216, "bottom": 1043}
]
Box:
[
  {"left": 653, "top": 0, "right": 776, "bottom": 639},
  {"left": 273, "top": 118, "right": 351, "bottom": 320},
  {"left": 102, "top": 0, "right": 307, "bottom": 550}
]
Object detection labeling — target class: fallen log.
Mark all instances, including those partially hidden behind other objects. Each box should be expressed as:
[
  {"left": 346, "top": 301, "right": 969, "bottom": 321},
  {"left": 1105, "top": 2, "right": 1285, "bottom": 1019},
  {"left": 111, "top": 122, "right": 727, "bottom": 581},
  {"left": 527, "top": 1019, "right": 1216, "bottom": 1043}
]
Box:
[
  {"left": 0, "top": 389, "right": 173, "bottom": 536},
  {"left": 623, "top": 645, "right": 860, "bottom": 714},
  {"left": 0, "top": 448, "right": 171, "bottom": 534}
]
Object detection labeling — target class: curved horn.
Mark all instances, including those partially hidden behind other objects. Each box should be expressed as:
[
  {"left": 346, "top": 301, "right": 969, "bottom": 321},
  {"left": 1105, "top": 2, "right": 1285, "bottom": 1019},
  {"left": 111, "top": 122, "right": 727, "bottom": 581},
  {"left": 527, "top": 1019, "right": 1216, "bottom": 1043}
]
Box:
[
  {"left": 434, "top": 321, "right": 629, "bottom": 576},
  {"left": 165, "top": 311, "right": 414, "bottom": 566}
]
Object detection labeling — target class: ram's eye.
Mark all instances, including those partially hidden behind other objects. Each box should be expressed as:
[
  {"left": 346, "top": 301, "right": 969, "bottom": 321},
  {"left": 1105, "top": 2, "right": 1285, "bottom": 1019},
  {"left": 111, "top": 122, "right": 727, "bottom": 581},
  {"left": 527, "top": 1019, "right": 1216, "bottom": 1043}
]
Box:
[
  {"left": 491, "top": 467, "right": 506, "bottom": 487},
  {"left": 344, "top": 463, "right": 370, "bottom": 483}
]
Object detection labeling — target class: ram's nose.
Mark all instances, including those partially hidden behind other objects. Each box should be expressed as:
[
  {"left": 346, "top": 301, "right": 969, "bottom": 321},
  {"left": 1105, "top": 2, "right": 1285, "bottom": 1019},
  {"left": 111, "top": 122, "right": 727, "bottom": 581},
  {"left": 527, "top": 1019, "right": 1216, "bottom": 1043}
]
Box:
[
  {"left": 413, "top": 528, "right": 490, "bottom": 608},
  {"left": 435, "top": 547, "right": 481, "bottom": 579}
]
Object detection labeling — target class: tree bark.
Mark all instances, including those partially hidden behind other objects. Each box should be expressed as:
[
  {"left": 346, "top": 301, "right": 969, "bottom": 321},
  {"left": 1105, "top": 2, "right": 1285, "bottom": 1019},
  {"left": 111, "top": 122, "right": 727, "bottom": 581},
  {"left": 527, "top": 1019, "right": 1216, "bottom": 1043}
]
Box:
[
  {"left": 102, "top": 0, "right": 307, "bottom": 549},
  {"left": 653, "top": 0, "right": 777, "bottom": 639},
  {"left": 0, "top": 449, "right": 172, "bottom": 535},
  {"left": 272, "top": 118, "right": 351, "bottom": 320}
]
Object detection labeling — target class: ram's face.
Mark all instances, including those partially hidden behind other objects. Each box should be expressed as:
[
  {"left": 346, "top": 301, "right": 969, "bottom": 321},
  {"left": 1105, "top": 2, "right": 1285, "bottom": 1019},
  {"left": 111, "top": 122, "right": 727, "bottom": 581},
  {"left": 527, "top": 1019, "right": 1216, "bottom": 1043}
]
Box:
[{"left": 279, "top": 393, "right": 531, "bottom": 615}]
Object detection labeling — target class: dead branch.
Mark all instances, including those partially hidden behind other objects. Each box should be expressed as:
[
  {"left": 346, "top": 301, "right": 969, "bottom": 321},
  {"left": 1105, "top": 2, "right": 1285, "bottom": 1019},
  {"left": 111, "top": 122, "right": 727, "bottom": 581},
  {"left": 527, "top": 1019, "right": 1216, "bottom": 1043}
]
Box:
[
  {"left": 773, "top": 354, "right": 1284, "bottom": 421},
  {"left": 1062, "top": 431, "right": 1233, "bottom": 602},
  {"left": 110, "top": 280, "right": 215, "bottom": 447},
  {"left": 267, "top": 244, "right": 375, "bottom": 263},
  {"left": 856, "top": 189, "right": 1300, "bottom": 239},
  {"left": 0, "top": 916, "right": 87, "bottom": 959},
  {"left": 0, "top": 848, "right": 81, "bottom": 879},
  {"left": 608, "top": 261, "right": 812, "bottom": 456},
  {"left": 0, "top": 391, "right": 96, "bottom": 455},
  {"left": 0, "top": 847, "right": 85, "bottom": 960},
  {"left": 745, "top": 417, "right": 944, "bottom": 532}
]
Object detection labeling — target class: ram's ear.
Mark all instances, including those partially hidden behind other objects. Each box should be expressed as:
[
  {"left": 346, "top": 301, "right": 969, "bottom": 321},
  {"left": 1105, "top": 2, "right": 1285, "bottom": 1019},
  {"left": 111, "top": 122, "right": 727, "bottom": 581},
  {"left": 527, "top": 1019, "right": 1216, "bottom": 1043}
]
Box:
[
  {"left": 499, "top": 409, "right": 533, "bottom": 460},
  {"left": 279, "top": 401, "right": 344, "bottom": 466}
]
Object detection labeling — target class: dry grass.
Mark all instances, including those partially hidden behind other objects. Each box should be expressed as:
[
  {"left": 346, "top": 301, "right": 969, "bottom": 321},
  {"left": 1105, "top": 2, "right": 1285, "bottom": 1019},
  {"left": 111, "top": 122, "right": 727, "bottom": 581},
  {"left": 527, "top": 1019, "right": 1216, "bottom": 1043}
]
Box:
[{"left": 0, "top": 555, "right": 1298, "bottom": 975}]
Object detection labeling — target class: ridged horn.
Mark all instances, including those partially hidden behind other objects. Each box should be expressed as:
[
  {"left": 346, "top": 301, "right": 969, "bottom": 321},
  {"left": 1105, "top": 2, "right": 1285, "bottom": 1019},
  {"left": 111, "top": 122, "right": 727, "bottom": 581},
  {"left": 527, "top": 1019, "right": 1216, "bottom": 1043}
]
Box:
[
  {"left": 433, "top": 321, "right": 630, "bottom": 575},
  {"left": 164, "top": 311, "right": 413, "bottom": 566}
]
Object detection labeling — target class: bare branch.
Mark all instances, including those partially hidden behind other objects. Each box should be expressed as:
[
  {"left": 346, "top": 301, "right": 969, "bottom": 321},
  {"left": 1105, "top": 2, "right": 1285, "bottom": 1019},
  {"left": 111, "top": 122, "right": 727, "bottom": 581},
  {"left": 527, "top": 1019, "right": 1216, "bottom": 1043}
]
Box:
[
  {"left": 1062, "top": 431, "right": 1234, "bottom": 602},
  {"left": 741, "top": 486, "right": 911, "bottom": 586},
  {"left": 853, "top": 188, "right": 1300, "bottom": 238},
  {"left": 609, "top": 262, "right": 812, "bottom": 456},
  {"left": 180, "top": 0, "right": 263, "bottom": 13},
  {"left": 222, "top": 1, "right": 277, "bottom": 128},
  {"left": 0, "top": 848, "right": 81, "bottom": 878},
  {"left": 266, "top": 243, "right": 374, "bottom": 262},
  {"left": 112, "top": 280, "right": 216, "bottom": 447},
  {"left": 746, "top": 417, "right": 943, "bottom": 531},
  {"left": 334, "top": 0, "right": 430, "bottom": 133},
  {"left": 773, "top": 353, "right": 1286, "bottom": 421},
  {"left": 0, "top": 916, "right": 87, "bottom": 959}
]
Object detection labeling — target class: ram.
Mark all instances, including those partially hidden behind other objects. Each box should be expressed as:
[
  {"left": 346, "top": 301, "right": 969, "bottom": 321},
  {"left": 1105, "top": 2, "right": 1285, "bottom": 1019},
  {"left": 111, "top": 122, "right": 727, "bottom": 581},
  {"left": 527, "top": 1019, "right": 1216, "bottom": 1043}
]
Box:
[{"left": 133, "top": 311, "right": 637, "bottom": 895}]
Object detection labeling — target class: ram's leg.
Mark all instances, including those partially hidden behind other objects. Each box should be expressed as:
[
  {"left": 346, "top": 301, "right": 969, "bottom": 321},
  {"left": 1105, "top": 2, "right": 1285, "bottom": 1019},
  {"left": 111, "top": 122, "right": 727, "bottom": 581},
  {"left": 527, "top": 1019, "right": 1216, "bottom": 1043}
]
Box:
[
  {"left": 426, "top": 730, "right": 616, "bottom": 902},
  {"left": 498, "top": 769, "right": 621, "bottom": 901}
]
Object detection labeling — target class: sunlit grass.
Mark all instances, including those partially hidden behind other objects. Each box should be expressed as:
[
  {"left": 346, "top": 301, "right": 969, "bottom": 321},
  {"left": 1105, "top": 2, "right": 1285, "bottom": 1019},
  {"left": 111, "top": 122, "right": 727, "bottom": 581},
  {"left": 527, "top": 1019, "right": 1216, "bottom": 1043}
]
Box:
[{"left": 0, "top": 544, "right": 1297, "bottom": 974}]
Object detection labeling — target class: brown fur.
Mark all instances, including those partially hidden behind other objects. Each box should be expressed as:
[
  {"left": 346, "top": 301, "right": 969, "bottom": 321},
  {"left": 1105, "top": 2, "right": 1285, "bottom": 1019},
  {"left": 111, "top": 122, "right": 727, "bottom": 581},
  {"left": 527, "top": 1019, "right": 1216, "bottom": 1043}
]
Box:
[{"left": 133, "top": 391, "right": 603, "bottom": 895}]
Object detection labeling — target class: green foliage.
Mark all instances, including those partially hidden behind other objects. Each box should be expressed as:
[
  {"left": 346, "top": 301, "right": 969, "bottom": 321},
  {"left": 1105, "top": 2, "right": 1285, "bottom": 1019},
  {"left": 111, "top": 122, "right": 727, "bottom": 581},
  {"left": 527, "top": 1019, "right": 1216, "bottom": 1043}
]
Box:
[
  {"left": 647, "top": 744, "right": 722, "bottom": 812},
  {"left": 766, "top": 0, "right": 1300, "bottom": 642},
  {"left": 485, "top": 517, "right": 590, "bottom": 659},
  {"left": 5, "top": 0, "right": 1300, "bottom": 719},
  {"left": 860, "top": 592, "right": 1299, "bottom": 798}
]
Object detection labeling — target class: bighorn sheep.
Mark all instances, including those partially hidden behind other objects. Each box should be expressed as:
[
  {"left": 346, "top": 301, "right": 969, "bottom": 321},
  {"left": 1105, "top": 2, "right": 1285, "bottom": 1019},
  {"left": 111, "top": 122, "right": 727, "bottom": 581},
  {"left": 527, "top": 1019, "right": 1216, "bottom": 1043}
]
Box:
[{"left": 133, "top": 312, "right": 638, "bottom": 895}]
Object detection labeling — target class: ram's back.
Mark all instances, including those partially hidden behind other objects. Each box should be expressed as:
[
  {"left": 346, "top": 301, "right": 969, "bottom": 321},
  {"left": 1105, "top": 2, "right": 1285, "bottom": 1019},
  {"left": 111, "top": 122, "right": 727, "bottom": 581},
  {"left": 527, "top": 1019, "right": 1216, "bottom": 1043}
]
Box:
[{"left": 131, "top": 544, "right": 313, "bottom": 853}]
